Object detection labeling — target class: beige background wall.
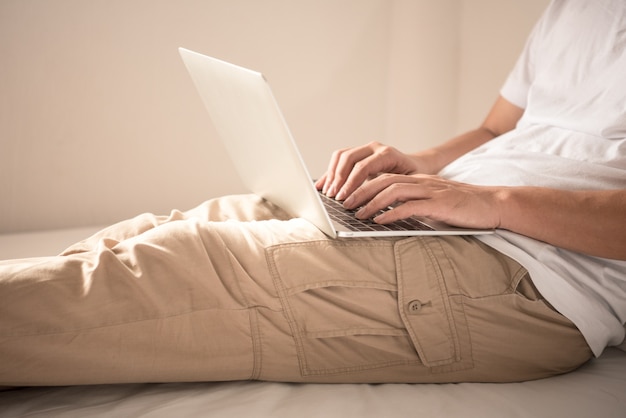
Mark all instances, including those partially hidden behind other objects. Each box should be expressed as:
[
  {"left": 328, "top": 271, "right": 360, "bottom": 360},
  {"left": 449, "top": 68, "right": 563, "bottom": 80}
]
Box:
[{"left": 0, "top": 0, "right": 548, "bottom": 233}]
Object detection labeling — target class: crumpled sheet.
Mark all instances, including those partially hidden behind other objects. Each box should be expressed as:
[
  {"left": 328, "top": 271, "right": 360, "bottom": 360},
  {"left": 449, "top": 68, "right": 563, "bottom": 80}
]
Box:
[{"left": 0, "top": 348, "right": 624, "bottom": 418}]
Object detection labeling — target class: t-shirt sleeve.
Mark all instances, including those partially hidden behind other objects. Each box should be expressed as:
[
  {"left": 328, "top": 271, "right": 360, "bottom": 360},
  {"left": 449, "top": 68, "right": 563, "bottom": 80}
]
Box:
[{"left": 499, "top": 9, "right": 547, "bottom": 109}]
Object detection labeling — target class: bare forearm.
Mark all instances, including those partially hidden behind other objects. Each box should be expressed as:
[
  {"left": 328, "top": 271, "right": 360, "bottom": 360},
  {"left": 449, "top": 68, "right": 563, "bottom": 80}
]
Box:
[
  {"left": 411, "top": 127, "right": 497, "bottom": 174},
  {"left": 497, "top": 188, "right": 626, "bottom": 260}
]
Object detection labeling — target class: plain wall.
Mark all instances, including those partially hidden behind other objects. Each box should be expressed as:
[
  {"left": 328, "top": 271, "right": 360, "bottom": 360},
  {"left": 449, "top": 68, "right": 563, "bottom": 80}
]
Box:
[
  {"left": 456, "top": 0, "right": 549, "bottom": 131},
  {"left": 0, "top": 0, "right": 548, "bottom": 233}
]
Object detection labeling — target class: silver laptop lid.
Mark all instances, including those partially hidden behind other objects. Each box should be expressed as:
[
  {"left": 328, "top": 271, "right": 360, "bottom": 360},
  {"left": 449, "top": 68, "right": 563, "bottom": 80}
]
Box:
[{"left": 178, "top": 48, "right": 338, "bottom": 237}]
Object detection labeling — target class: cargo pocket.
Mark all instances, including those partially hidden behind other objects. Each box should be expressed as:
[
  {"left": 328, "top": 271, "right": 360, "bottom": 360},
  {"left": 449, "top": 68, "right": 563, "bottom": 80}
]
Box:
[
  {"left": 394, "top": 237, "right": 474, "bottom": 373},
  {"left": 266, "top": 240, "right": 421, "bottom": 376}
]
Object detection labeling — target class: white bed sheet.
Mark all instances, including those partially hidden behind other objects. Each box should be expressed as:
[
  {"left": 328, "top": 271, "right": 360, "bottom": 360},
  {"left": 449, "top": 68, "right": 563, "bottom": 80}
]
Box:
[{"left": 1, "top": 227, "right": 625, "bottom": 418}]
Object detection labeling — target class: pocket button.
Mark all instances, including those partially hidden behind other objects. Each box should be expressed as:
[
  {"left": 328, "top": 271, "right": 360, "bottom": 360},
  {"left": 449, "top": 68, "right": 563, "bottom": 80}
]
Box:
[{"left": 408, "top": 300, "right": 424, "bottom": 314}]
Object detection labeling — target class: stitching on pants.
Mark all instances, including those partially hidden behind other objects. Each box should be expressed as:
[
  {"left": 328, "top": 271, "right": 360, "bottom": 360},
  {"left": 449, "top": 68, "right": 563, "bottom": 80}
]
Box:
[
  {"left": 248, "top": 307, "right": 262, "bottom": 380},
  {"left": 286, "top": 280, "right": 397, "bottom": 295},
  {"left": 222, "top": 244, "right": 252, "bottom": 308},
  {"left": 265, "top": 247, "right": 310, "bottom": 375},
  {"left": 423, "top": 238, "right": 460, "bottom": 362},
  {"left": 1, "top": 306, "right": 262, "bottom": 338},
  {"left": 509, "top": 266, "right": 531, "bottom": 295}
]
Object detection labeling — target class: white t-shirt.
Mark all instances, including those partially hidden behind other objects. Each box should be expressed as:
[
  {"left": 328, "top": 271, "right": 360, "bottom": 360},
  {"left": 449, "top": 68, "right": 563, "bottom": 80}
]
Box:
[{"left": 439, "top": 0, "right": 626, "bottom": 356}]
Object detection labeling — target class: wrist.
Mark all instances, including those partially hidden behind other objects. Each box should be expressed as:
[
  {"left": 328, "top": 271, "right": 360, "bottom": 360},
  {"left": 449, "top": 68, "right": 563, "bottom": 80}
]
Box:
[
  {"left": 411, "top": 149, "right": 447, "bottom": 174},
  {"left": 493, "top": 186, "right": 526, "bottom": 231}
]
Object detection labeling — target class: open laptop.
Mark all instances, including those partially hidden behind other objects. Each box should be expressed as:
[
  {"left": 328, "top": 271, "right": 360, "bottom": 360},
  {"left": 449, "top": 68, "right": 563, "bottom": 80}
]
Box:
[{"left": 179, "top": 48, "right": 493, "bottom": 238}]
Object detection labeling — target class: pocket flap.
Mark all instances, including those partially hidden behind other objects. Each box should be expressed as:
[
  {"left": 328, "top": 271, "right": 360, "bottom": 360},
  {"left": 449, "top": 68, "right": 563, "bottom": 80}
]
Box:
[{"left": 394, "top": 238, "right": 463, "bottom": 368}]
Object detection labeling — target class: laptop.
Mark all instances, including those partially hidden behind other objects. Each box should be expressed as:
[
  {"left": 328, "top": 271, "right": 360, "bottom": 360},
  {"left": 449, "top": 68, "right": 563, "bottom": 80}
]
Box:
[{"left": 179, "top": 48, "right": 493, "bottom": 238}]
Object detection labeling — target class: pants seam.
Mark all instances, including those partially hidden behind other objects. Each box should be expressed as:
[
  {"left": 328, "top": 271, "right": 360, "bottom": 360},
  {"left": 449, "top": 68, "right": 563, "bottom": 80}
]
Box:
[
  {"left": 2, "top": 306, "right": 273, "bottom": 338},
  {"left": 249, "top": 307, "right": 262, "bottom": 380}
]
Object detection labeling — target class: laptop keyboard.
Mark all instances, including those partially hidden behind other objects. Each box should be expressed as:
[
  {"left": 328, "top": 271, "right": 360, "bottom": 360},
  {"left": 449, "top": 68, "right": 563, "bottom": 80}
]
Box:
[{"left": 319, "top": 192, "right": 434, "bottom": 232}]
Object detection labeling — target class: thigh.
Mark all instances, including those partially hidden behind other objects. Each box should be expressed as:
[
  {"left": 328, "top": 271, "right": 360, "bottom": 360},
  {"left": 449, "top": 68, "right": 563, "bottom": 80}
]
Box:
[{"left": 61, "top": 194, "right": 288, "bottom": 255}]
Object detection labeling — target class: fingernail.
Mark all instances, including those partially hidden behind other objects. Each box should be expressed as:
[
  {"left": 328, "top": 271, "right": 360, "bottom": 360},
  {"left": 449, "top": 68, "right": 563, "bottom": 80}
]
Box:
[
  {"left": 336, "top": 189, "right": 346, "bottom": 201},
  {"left": 342, "top": 194, "right": 353, "bottom": 207},
  {"left": 355, "top": 207, "right": 366, "bottom": 219}
]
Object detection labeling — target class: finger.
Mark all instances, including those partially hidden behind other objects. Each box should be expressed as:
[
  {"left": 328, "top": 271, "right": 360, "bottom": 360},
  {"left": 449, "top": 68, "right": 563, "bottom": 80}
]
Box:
[
  {"left": 355, "top": 180, "right": 433, "bottom": 220},
  {"left": 336, "top": 144, "right": 414, "bottom": 200},
  {"left": 373, "top": 200, "right": 433, "bottom": 224},
  {"left": 314, "top": 174, "right": 327, "bottom": 191},
  {"left": 319, "top": 148, "right": 343, "bottom": 194},
  {"left": 335, "top": 155, "right": 381, "bottom": 200},
  {"left": 343, "top": 173, "right": 397, "bottom": 209},
  {"left": 347, "top": 175, "right": 416, "bottom": 217},
  {"left": 327, "top": 145, "right": 377, "bottom": 198}
]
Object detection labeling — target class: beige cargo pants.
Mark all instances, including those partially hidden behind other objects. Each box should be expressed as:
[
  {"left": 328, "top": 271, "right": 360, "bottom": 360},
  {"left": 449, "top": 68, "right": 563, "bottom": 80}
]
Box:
[{"left": 0, "top": 195, "right": 591, "bottom": 386}]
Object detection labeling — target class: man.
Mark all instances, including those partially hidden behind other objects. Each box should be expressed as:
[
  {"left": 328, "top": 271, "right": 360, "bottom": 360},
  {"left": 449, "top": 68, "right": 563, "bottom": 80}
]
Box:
[{"left": 1, "top": 0, "right": 624, "bottom": 386}]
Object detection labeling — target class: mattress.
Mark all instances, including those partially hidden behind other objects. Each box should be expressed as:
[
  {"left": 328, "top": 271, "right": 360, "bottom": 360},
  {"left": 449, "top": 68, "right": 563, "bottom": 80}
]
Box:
[{"left": 1, "top": 226, "right": 625, "bottom": 418}]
